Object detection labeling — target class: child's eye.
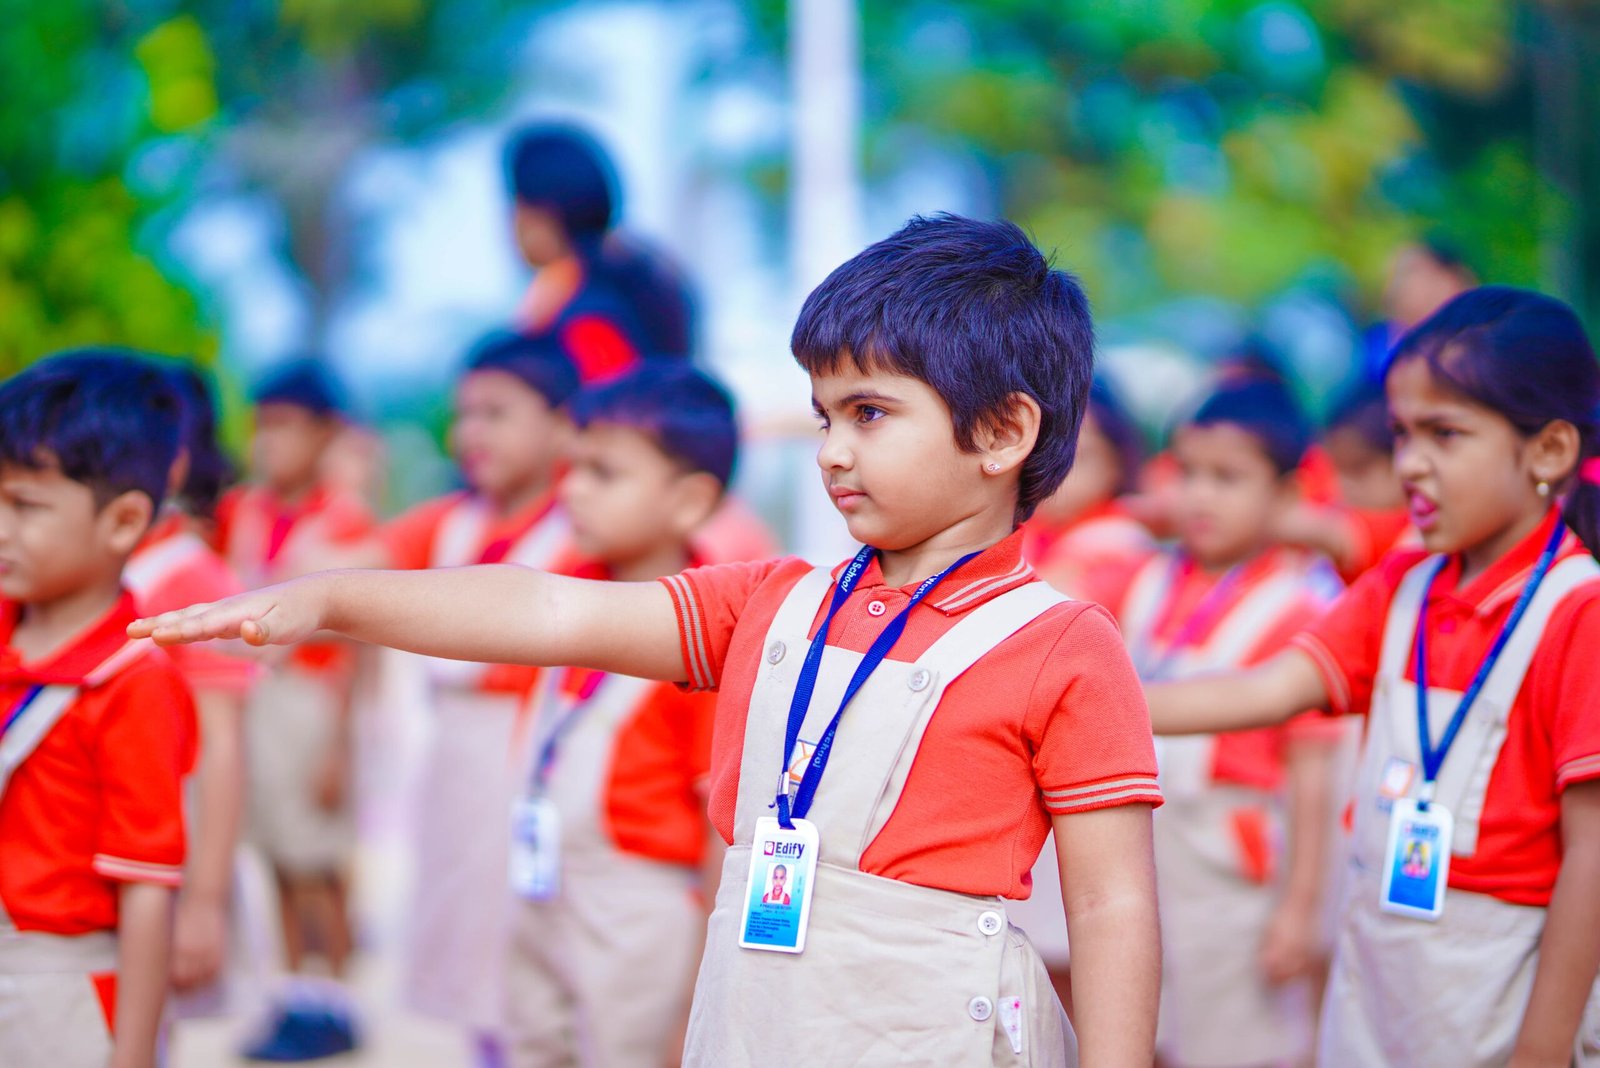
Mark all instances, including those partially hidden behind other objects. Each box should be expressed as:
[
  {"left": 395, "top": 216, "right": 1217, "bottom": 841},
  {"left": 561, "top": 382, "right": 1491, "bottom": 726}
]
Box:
[
  {"left": 813, "top": 413, "right": 831, "bottom": 433},
  {"left": 1433, "top": 427, "right": 1459, "bottom": 442},
  {"left": 857, "top": 405, "right": 885, "bottom": 423}
]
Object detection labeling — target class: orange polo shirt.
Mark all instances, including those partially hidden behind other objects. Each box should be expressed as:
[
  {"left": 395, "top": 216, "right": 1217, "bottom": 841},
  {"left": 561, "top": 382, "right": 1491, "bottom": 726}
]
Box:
[
  {"left": 1293, "top": 509, "right": 1600, "bottom": 906},
  {"left": 1118, "top": 547, "right": 1346, "bottom": 792},
  {"left": 659, "top": 530, "right": 1162, "bottom": 900},
  {"left": 1023, "top": 500, "right": 1153, "bottom": 609},
  {"left": 0, "top": 594, "right": 197, "bottom": 935},
  {"left": 126, "top": 513, "right": 256, "bottom": 697}
]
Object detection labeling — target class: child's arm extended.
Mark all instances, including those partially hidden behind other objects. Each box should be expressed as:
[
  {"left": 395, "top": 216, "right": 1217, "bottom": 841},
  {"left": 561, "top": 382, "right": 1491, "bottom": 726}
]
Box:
[
  {"left": 1054, "top": 804, "right": 1160, "bottom": 1067},
  {"left": 111, "top": 881, "right": 175, "bottom": 1068},
  {"left": 131, "top": 566, "right": 689, "bottom": 682},
  {"left": 1510, "top": 779, "right": 1600, "bottom": 1068},
  {"left": 1146, "top": 646, "right": 1329, "bottom": 735}
]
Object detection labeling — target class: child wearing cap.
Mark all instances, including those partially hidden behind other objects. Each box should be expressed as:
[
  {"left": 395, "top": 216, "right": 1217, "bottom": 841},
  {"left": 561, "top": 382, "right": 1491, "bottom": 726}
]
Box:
[
  {"left": 504, "top": 362, "right": 731, "bottom": 1067},
  {"left": 376, "top": 332, "right": 579, "bottom": 1063},
  {"left": 212, "top": 359, "right": 375, "bottom": 1060},
  {"left": 0, "top": 351, "right": 197, "bottom": 1068},
  {"left": 137, "top": 214, "right": 1163, "bottom": 1067}
]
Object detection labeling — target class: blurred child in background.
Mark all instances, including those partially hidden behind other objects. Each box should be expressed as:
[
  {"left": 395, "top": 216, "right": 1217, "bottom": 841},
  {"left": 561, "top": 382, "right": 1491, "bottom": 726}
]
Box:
[
  {"left": 378, "top": 332, "right": 579, "bottom": 1067},
  {"left": 1118, "top": 380, "right": 1346, "bottom": 1068},
  {"left": 0, "top": 352, "right": 196, "bottom": 1068},
  {"left": 505, "top": 124, "right": 695, "bottom": 380},
  {"left": 1146, "top": 288, "right": 1600, "bottom": 1066},
  {"left": 1273, "top": 382, "right": 1412, "bottom": 584},
  {"left": 123, "top": 365, "right": 255, "bottom": 1020},
  {"left": 505, "top": 363, "right": 730, "bottom": 1068},
  {"left": 213, "top": 360, "right": 375, "bottom": 1061}
]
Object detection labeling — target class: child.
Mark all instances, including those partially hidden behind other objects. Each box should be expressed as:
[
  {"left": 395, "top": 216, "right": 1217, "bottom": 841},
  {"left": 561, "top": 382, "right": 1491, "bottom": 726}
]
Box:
[
  {"left": 135, "top": 214, "right": 1165, "bottom": 1066},
  {"left": 124, "top": 364, "right": 255, "bottom": 1014},
  {"left": 1122, "top": 379, "right": 1346, "bottom": 1068},
  {"left": 1022, "top": 376, "right": 1153, "bottom": 609},
  {"left": 377, "top": 331, "right": 578, "bottom": 1062},
  {"left": 213, "top": 359, "right": 375, "bottom": 1060},
  {"left": 1133, "top": 287, "right": 1600, "bottom": 1066},
  {"left": 505, "top": 363, "right": 729, "bottom": 1067},
  {"left": 0, "top": 351, "right": 197, "bottom": 1068},
  {"left": 1273, "top": 381, "right": 1413, "bottom": 584}
]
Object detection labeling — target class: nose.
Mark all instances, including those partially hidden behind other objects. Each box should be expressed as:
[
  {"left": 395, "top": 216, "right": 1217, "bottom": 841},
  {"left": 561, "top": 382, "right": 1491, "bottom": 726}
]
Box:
[
  {"left": 1392, "top": 437, "right": 1427, "bottom": 484},
  {"left": 815, "top": 426, "right": 853, "bottom": 474}
]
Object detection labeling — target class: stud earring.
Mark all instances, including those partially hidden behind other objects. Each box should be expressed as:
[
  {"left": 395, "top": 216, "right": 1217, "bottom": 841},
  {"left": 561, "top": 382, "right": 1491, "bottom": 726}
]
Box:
[
  {"left": 986, "top": 462, "right": 1001, "bottom": 473},
  {"left": 1537, "top": 480, "right": 1551, "bottom": 498}
]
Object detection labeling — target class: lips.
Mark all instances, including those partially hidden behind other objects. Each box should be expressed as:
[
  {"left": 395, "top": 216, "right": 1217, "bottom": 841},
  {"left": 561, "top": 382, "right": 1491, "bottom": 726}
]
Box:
[
  {"left": 828, "top": 484, "right": 867, "bottom": 511},
  {"left": 1408, "top": 491, "right": 1439, "bottom": 531}
]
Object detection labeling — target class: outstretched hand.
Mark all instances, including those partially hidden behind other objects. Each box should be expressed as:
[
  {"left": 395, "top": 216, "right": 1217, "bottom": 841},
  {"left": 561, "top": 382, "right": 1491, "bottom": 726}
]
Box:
[{"left": 127, "top": 579, "right": 324, "bottom": 648}]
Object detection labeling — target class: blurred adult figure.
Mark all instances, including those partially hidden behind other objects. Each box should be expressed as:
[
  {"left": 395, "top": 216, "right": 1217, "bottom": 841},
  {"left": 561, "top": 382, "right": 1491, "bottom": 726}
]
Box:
[{"left": 1363, "top": 238, "right": 1477, "bottom": 379}]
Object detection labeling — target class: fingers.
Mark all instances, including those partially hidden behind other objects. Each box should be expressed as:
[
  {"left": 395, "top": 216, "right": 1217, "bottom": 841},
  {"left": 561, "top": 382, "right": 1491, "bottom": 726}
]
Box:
[{"left": 129, "top": 596, "right": 272, "bottom": 647}]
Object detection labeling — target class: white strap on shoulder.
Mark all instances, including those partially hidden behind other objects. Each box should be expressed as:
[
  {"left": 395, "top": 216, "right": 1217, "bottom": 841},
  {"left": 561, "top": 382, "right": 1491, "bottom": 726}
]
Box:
[
  {"left": 914, "top": 581, "right": 1069, "bottom": 686},
  {"left": 0, "top": 685, "right": 79, "bottom": 798},
  {"left": 1118, "top": 555, "right": 1171, "bottom": 653},
  {"left": 765, "top": 567, "right": 835, "bottom": 644},
  {"left": 504, "top": 510, "right": 570, "bottom": 570},
  {"left": 1377, "top": 556, "right": 1443, "bottom": 682},
  {"left": 430, "top": 494, "right": 489, "bottom": 568},
  {"left": 124, "top": 532, "right": 207, "bottom": 595},
  {"left": 1195, "top": 569, "right": 1309, "bottom": 668},
  {"left": 1473, "top": 553, "right": 1600, "bottom": 712}
]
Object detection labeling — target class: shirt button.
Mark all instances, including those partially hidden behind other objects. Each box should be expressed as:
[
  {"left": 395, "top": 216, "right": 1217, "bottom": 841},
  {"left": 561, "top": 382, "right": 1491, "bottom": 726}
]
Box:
[
  {"left": 908, "top": 668, "right": 932, "bottom": 692},
  {"left": 968, "top": 996, "right": 994, "bottom": 1022},
  {"left": 977, "top": 910, "right": 1003, "bottom": 936},
  {"left": 767, "top": 641, "right": 786, "bottom": 665},
  {"left": 867, "top": 600, "right": 887, "bottom": 617}
]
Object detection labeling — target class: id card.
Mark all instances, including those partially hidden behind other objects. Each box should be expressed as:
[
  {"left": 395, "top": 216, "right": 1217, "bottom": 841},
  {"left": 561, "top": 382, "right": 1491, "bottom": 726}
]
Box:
[
  {"left": 1379, "top": 797, "right": 1452, "bottom": 921},
  {"left": 738, "top": 816, "right": 819, "bottom": 954},
  {"left": 509, "top": 796, "right": 561, "bottom": 901}
]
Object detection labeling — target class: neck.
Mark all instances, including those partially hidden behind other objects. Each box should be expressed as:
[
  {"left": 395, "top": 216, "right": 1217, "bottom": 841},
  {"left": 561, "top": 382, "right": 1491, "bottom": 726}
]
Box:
[
  {"left": 269, "top": 476, "right": 319, "bottom": 509},
  {"left": 13, "top": 578, "right": 123, "bottom": 663},
  {"left": 607, "top": 543, "right": 692, "bottom": 584},
  {"left": 1459, "top": 505, "right": 1551, "bottom": 587},
  {"left": 877, "top": 512, "right": 1015, "bottom": 588},
  {"left": 484, "top": 473, "right": 551, "bottom": 520}
]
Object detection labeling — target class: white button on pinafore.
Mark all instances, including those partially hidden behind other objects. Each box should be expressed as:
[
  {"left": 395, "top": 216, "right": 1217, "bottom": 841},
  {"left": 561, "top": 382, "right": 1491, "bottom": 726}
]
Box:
[
  {"left": 977, "top": 910, "right": 1004, "bottom": 936},
  {"left": 908, "top": 668, "right": 932, "bottom": 692},
  {"left": 767, "top": 641, "right": 786, "bottom": 665},
  {"left": 867, "top": 600, "right": 887, "bottom": 617},
  {"left": 968, "top": 996, "right": 994, "bottom": 1022}
]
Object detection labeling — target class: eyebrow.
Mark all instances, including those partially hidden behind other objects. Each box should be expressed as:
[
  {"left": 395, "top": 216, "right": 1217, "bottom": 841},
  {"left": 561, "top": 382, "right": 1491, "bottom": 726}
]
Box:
[{"left": 812, "top": 389, "right": 901, "bottom": 412}]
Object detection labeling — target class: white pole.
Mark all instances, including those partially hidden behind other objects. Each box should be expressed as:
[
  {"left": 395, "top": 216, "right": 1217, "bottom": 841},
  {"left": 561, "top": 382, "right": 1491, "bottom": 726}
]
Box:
[{"left": 788, "top": 0, "right": 865, "bottom": 296}]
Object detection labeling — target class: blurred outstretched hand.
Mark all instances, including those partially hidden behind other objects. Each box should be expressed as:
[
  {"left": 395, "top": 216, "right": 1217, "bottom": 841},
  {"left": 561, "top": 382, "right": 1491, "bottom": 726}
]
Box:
[{"left": 128, "top": 580, "right": 321, "bottom": 649}]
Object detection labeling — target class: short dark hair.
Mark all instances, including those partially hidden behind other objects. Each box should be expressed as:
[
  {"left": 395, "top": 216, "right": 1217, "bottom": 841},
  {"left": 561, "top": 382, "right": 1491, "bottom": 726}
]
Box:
[
  {"left": 503, "top": 124, "right": 618, "bottom": 244},
  {"left": 1325, "top": 380, "right": 1393, "bottom": 457},
  {"left": 568, "top": 361, "right": 739, "bottom": 489},
  {"left": 167, "top": 362, "right": 236, "bottom": 520},
  {"left": 791, "top": 214, "right": 1094, "bottom": 523},
  {"left": 465, "top": 331, "right": 582, "bottom": 410},
  {"left": 1087, "top": 376, "right": 1146, "bottom": 496},
  {"left": 252, "top": 358, "right": 345, "bottom": 417},
  {"left": 1186, "top": 378, "right": 1312, "bottom": 476},
  {"left": 0, "top": 349, "right": 183, "bottom": 510}
]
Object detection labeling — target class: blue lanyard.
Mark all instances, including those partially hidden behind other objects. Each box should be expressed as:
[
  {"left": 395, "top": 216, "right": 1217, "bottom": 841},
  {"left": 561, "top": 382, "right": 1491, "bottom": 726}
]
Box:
[
  {"left": 0, "top": 685, "right": 45, "bottom": 742},
  {"left": 1414, "top": 518, "right": 1565, "bottom": 803},
  {"left": 1134, "top": 558, "right": 1243, "bottom": 681},
  {"left": 775, "top": 546, "right": 978, "bottom": 828},
  {"left": 528, "top": 672, "right": 606, "bottom": 795}
]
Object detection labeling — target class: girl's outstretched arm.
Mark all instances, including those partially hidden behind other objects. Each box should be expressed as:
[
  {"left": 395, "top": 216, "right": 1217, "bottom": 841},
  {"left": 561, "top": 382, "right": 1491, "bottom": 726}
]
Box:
[
  {"left": 1146, "top": 646, "right": 1330, "bottom": 735},
  {"left": 1510, "top": 779, "right": 1600, "bottom": 1068},
  {"left": 129, "top": 565, "right": 690, "bottom": 683}
]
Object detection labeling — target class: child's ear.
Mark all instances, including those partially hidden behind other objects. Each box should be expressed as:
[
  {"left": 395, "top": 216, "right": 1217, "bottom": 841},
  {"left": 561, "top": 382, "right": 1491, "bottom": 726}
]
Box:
[
  {"left": 669, "top": 472, "right": 723, "bottom": 537},
  {"left": 1527, "top": 418, "right": 1581, "bottom": 488},
  {"left": 979, "top": 393, "right": 1042, "bottom": 477},
  {"left": 100, "top": 490, "right": 154, "bottom": 556}
]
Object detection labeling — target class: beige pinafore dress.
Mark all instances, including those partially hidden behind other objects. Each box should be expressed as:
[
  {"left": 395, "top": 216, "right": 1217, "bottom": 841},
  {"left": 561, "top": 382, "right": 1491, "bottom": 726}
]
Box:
[
  {"left": 504, "top": 673, "right": 704, "bottom": 1068},
  {"left": 0, "top": 643, "right": 152, "bottom": 1067},
  {"left": 684, "top": 567, "right": 1078, "bottom": 1066},
  {"left": 1320, "top": 551, "right": 1600, "bottom": 1067},
  {"left": 404, "top": 496, "right": 570, "bottom": 1031},
  {"left": 1120, "top": 557, "right": 1331, "bottom": 1068}
]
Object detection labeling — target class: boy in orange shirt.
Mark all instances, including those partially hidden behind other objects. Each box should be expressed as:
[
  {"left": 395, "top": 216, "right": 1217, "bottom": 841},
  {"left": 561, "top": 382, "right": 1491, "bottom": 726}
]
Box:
[
  {"left": 1118, "top": 379, "right": 1346, "bottom": 1068},
  {"left": 0, "top": 351, "right": 197, "bottom": 1068},
  {"left": 506, "top": 362, "right": 729, "bottom": 1068},
  {"left": 213, "top": 360, "right": 375, "bottom": 1060},
  {"left": 138, "top": 215, "right": 1163, "bottom": 1066}
]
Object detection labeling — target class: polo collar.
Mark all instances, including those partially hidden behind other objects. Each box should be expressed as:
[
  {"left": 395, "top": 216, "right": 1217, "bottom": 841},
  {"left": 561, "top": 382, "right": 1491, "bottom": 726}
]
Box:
[
  {"left": 828, "top": 529, "right": 1036, "bottom": 615},
  {"left": 0, "top": 592, "right": 141, "bottom": 687},
  {"left": 1428, "top": 509, "right": 1581, "bottom": 615}
]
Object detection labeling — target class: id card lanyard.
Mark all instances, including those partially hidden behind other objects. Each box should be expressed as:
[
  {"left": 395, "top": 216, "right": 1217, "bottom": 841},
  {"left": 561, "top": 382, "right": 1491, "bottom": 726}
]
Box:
[
  {"left": 1380, "top": 517, "right": 1565, "bottom": 921},
  {"left": 1132, "top": 558, "right": 1243, "bottom": 682},
  {"left": 773, "top": 545, "right": 978, "bottom": 828},
  {"left": 0, "top": 685, "right": 45, "bottom": 742},
  {"left": 739, "top": 546, "right": 977, "bottom": 954},
  {"left": 509, "top": 669, "right": 606, "bottom": 902}
]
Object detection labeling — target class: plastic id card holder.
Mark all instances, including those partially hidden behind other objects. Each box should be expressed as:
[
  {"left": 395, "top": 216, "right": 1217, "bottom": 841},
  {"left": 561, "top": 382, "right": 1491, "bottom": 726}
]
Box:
[
  {"left": 1379, "top": 797, "right": 1453, "bottom": 921},
  {"left": 509, "top": 796, "right": 561, "bottom": 901},
  {"left": 739, "top": 816, "right": 819, "bottom": 954}
]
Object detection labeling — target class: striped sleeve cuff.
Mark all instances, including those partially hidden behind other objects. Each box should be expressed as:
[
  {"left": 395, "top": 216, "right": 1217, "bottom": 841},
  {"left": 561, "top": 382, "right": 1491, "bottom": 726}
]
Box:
[
  {"left": 1043, "top": 775, "right": 1164, "bottom": 815},
  {"left": 659, "top": 574, "right": 716, "bottom": 692},
  {"left": 92, "top": 854, "right": 184, "bottom": 887},
  {"left": 1557, "top": 753, "right": 1600, "bottom": 791},
  {"left": 1291, "top": 633, "right": 1350, "bottom": 716}
]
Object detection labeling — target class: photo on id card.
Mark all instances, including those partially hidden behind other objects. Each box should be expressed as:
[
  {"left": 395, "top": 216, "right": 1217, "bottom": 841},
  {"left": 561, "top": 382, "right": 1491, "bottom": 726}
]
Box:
[
  {"left": 739, "top": 816, "right": 818, "bottom": 954},
  {"left": 1379, "top": 797, "right": 1451, "bottom": 920}
]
